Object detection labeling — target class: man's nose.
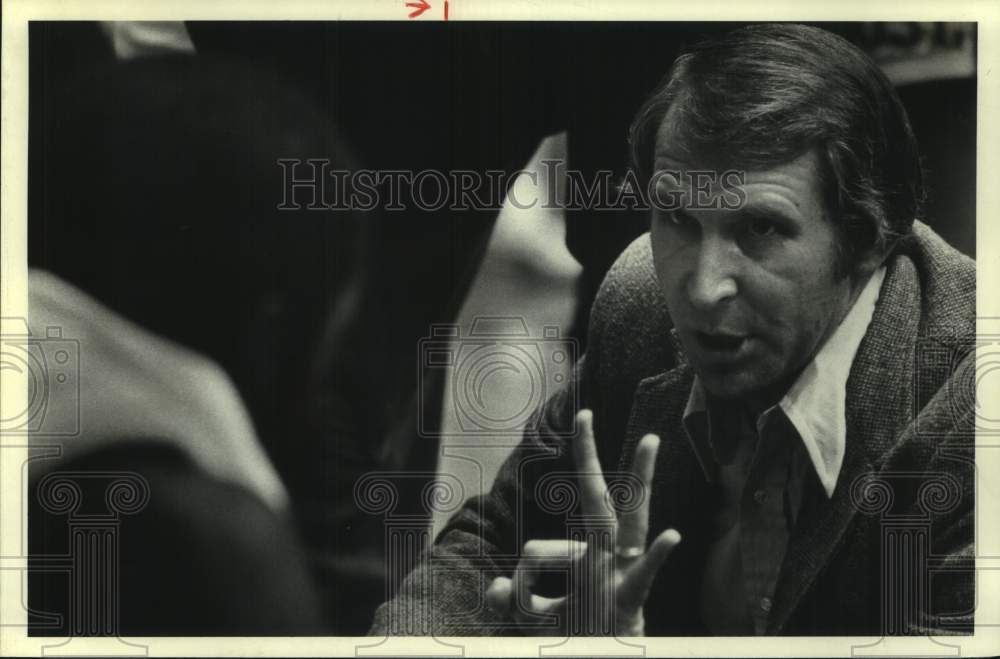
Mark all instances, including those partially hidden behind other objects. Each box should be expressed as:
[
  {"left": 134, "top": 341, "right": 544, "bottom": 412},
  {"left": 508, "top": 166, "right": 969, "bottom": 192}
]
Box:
[{"left": 686, "top": 236, "right": 738, "bottom": 311}]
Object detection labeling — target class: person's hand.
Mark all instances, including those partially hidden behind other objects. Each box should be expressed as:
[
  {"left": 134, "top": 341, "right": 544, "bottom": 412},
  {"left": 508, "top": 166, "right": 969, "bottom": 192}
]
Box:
[{"left": 485, "top": 409, "right": 681, "bottom": 635}]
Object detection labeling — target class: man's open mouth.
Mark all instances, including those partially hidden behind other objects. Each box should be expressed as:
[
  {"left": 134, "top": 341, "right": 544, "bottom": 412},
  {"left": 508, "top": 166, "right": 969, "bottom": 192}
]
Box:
[{"left": 694, "top": 331, "right": 747, "bottom": 352}]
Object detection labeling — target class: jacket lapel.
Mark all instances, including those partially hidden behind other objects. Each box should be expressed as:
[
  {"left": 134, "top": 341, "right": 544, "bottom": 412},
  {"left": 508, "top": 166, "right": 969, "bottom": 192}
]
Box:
[
  {"left": 767, "top": 252, "right": 923, "bottom": 633},
  {"left": 618, "top": 364, "right": 711, "bottom": 538},
  {"left": 618, "top": 364, "right": 717, "bottom": 633}
]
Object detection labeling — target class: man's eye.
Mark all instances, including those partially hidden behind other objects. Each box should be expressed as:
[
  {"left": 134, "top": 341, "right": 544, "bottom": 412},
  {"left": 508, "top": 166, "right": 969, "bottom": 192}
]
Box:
[
  {"left": 667, "top": 210, "right": 697, "bottom": 229},
  {"left": 747, "top": 217, "right": 779, "bottom": 237}
]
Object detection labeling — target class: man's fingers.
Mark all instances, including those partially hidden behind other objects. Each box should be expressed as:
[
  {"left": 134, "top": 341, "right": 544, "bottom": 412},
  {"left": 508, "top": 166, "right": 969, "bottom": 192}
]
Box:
[
  {"left": 513, "top": 539, "right": 587, "bottom": 601},
  {"left": 510, "top": 540, "right": 587, "bottom": 620},
  {"left": 618, "top": 528, "right": 682, "bottom": 609},
  {"left": 512, "top": 593, "right": 568, "bottom": 631},
  {"left": 486, "top": 576, "right": 512, "bottom": 616},
  {"left": 521, "top": 539, "right": 589, "bottom": 561},
  {"left": 615, "top": 433, "right": 661, "bottom": 553},
  {"left": 572, "top": 409, "right": 615, "bottom": 524},
  {"left": 489, "top": 540, "right": 584, "bottom": 628}
]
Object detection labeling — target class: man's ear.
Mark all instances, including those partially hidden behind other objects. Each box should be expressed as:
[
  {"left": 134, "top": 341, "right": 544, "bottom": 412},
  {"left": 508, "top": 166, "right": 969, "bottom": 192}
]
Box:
[
  {"left": 849, "top": 245, "right": 886, "bottom": 289},
  {"left": 861, "top": 243, "right": 887, "bottom": 271}
]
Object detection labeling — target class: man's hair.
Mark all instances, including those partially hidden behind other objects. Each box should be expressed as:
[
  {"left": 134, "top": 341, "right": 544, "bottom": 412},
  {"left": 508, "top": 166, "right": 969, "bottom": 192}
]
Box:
[{"left": 628, "top": 23, "right": 925, "bottom": 274}]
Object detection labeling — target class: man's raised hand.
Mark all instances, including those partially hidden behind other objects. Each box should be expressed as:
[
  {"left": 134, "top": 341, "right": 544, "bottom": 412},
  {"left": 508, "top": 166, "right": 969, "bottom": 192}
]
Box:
[{"left": 485, "top": 409, "right": 681, "bottom": 635}]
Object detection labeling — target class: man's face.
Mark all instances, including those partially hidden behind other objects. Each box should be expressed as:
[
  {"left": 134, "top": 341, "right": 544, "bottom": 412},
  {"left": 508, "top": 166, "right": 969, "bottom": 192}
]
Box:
[{"left": 650, "top": 137, "right": 868, "bottom": 403}]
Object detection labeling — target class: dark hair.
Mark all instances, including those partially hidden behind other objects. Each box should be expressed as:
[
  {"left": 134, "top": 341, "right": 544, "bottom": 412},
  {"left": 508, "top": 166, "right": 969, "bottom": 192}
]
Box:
[
  {"left": 31, "top": 54, "right": 360, "bottom": 464},
  {"left": 628, "top": 23, "right": 924, "bottom": 275}
]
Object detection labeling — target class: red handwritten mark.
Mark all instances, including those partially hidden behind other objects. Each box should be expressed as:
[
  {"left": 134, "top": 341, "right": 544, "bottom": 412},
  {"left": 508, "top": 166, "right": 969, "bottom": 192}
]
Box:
[
  {"left": 406, "top": 0, "right": 431, "bottom": 18},
  {"left": 444, "top": 0, "right": 449, "bottom": 20}
]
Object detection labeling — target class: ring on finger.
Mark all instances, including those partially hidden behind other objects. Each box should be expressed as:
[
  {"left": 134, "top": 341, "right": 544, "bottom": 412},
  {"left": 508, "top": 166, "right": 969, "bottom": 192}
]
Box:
[{"left": 614, "top": 545, "right": 644, "bottom": 560}]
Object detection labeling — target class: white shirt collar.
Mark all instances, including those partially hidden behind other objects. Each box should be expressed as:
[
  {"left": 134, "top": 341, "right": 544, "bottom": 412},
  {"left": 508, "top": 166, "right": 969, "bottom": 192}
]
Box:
[{"left": 681, "top": 266, "right": 886, "bottom": 498}]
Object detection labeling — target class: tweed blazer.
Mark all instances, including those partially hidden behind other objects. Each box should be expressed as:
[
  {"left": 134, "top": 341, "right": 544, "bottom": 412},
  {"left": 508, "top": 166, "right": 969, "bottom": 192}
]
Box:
[{"left": 370, "top": 221, "right": 975, "bottom": 636}]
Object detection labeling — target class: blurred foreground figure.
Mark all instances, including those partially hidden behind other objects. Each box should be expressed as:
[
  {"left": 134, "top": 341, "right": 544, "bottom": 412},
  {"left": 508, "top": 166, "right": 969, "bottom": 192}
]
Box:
[
  {"left": 25, "top": 271, "right": 327, "bottom": 634},
  {"left": 372, "top": 24, "right": 975, "bottom": 636},
  {"left": 26, "top": 53, "right": 349, "bottom": 635}
]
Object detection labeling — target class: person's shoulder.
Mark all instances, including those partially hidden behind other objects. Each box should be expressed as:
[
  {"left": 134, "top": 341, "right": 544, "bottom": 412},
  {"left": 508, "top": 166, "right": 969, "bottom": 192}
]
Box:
[
  {"left": 887, "top": 221, "right": 976, "bottom": 437},
  {"left": 587, "top": 233, "right": 676, "bottom": 386},
  {"left": 905, "top": 221, "right": 976, "bottom": 337},
  {"left": 910, "top": 220, "right": 976, "bottom": 273},
  {"left": 588, "top": 233, "right": 661, "bottom": 336}
]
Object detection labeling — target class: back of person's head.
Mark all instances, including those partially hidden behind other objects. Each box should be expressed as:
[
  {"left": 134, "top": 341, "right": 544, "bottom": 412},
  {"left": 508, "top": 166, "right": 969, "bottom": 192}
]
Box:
[
  {"left": 628, "top": 23, "right": 924, "bottom": 273},
  {"left": 31, "top": 54, "right": 360, "bottom": 447}
]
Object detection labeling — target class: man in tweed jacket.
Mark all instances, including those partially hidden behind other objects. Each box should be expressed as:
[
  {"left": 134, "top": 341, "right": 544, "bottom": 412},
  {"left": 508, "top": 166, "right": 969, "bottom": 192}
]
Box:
[{"left": 370, "top": 24, "right": 975, "bottom": 636}]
